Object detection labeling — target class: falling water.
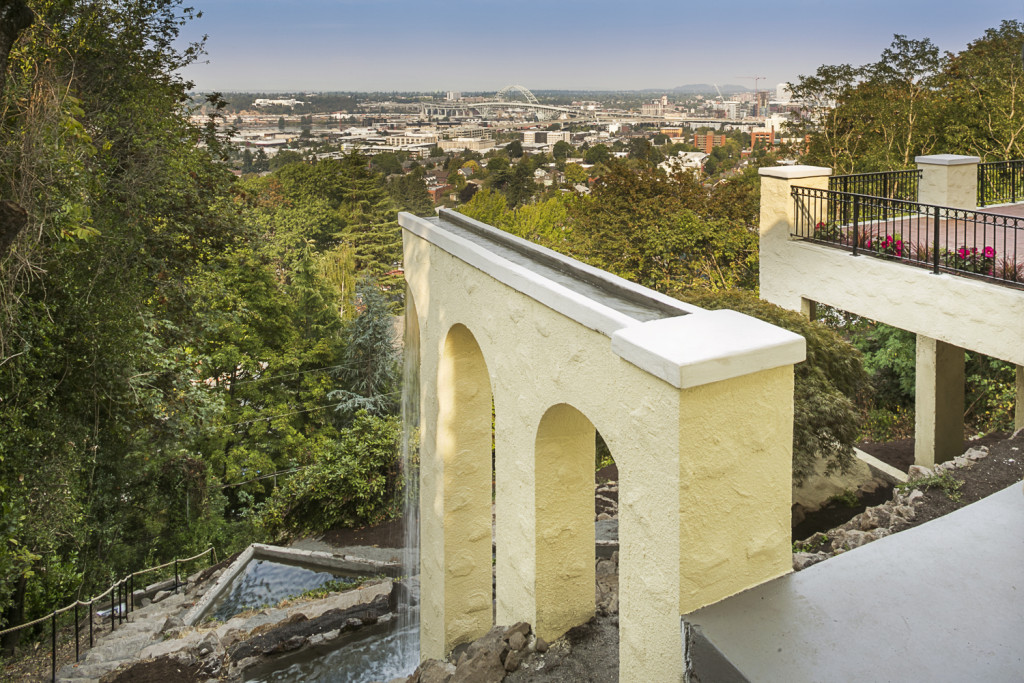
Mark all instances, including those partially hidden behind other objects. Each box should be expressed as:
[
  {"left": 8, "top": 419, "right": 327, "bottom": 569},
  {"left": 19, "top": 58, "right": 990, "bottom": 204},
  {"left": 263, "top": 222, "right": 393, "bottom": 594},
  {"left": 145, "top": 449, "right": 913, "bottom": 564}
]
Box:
[{"left": 396, "top": 285, "right": 421, "bottom": 672}]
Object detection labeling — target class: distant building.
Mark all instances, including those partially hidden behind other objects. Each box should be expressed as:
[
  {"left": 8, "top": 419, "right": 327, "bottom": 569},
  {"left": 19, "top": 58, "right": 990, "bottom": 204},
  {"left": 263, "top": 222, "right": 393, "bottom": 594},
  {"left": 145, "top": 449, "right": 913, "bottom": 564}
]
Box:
[
  {"left": 776, "top": 83, "right": 792, "bottom": 103},
  {"left": 660, "top": 128, "right": 685, "bottom": 138},
  {"left": 659, "top": 151, "right": 708, "bottom": 175},
  {"left": 641, "top": 100, "right": 664, "bottom": 117},
  {"left": 445, "top": 91, "right": 461, "bottom": 101},
  {"left": 386, "top": 132, "right": 438, "bottom": 146},
  {"left": 439, "top": 137, "right": 495, "bottom": 152},
  {"left": 751, "top": 127, "right": 776, "bottom": 148},
  {"left": 521, "top": 130, "right": 571, "bottom": 145},
  {"left": 253, "top": 98, "right": 306, "bottom": 107},
  {"left": 694, "top": 132, "right": 727, "bottom": 153}
]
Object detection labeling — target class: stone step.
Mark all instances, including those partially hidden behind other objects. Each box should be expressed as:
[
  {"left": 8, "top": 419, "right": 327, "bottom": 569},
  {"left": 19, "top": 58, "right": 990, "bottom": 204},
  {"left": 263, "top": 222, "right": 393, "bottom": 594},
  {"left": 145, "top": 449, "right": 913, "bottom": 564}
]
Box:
[
  {"left": 83, "top": 634, "right": 154, "bottom": 663},
  {"left": 56, "top": 659, "right": 115, "bottom": 679}
]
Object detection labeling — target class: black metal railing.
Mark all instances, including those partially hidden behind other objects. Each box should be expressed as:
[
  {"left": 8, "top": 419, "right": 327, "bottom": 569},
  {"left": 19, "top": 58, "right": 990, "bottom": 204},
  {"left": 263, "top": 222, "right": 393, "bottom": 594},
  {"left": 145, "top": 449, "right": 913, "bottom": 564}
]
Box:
[
  {"left": 0, "top": 546, "right": 217, "bottom": 682},
  {"left": 977, "top": 159, "right": 1024, "bottom": 207},
  {"left": 792, "top": 187, "right": 1024, "bottom": 286},
  {"left": 828, "top": 169, "right": 921, "bottom": 223}
]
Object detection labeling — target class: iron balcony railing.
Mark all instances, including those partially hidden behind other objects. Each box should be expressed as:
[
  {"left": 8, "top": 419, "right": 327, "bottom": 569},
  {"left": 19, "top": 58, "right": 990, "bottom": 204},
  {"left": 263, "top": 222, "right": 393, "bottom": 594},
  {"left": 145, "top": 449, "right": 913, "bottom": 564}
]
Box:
[
  {"left": 792, "top": 187, "right": 1024, "bottom": 287},
  {"left": 828, "top": 169, "right": 921, "bottom": 222},
  {"left": 977, "top": 159, "right": 1024, "bottom": 207}
]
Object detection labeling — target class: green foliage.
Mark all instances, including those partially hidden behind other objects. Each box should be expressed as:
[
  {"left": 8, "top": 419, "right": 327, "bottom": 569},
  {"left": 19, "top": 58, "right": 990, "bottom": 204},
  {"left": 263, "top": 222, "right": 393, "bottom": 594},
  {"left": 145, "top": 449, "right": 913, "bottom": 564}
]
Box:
[
  {"left": 828, "top": 489, "right": 860, "bottom": 508},
  {"left": 896, "top": 471, "right": 963, "bottom": 502},
  {"left": 258, "top": 411, "right": 402, "bottom": 536}
]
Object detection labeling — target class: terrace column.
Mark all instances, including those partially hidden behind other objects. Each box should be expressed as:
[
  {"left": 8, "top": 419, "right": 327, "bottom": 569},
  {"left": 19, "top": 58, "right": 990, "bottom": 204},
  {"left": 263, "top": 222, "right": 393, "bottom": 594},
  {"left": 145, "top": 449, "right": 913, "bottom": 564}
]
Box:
[
  {"left": 915, "top": 155, "right": 980, "bottom": 209},
  {"left": 914, "top": 335, "right": 965, "bottom": 467},
  {"left": 759, "top": 165, "right": 831, "bottom": 311},
  {"left": 1016, "top": 366, "right": 1024, "bottom": 433}
]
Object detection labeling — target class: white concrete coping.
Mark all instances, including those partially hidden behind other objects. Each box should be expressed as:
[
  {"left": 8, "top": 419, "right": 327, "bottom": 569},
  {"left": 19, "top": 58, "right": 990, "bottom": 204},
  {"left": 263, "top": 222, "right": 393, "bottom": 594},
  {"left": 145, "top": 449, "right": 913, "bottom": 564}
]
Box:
[
  {"left": 402, "top": 211, "right": 807, "bottom": 389},
  {"left": 854, "top": 448, "right": 908, "bottom": 485},
  {"left": 759, "top": 165, "right": 832, "bottom": 179},
  {"left": 610, "top": 310, "right": 806, "bottom": 389},
  {"left": 914, "top": 154, "right": 981, "bottom": 166}
]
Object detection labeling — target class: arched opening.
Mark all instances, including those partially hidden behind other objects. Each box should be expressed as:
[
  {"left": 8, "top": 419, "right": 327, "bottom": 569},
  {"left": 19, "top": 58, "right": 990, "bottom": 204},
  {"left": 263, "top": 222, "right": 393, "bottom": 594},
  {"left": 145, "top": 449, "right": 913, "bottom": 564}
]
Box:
[
  {"left": 534, "top": 403, "right": 599, "bottom": 642},
  {"left": 436, "top": 323, "right": 493, "bottom": 650}
]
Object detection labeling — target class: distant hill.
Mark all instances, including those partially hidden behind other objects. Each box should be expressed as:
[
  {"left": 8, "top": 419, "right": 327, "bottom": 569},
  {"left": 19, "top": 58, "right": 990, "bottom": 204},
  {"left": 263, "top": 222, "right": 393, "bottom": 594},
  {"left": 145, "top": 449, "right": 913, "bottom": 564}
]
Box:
[{"left": 672, "top": 83, "right": 750, "bottom": 94}]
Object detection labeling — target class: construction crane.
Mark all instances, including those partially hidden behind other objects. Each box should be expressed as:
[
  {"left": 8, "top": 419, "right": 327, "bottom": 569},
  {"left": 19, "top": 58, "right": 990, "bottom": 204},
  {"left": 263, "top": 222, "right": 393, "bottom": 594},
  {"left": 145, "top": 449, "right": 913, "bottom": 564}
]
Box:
[{"left": 737, "top": 76, "right": 766, "bottom": 95}]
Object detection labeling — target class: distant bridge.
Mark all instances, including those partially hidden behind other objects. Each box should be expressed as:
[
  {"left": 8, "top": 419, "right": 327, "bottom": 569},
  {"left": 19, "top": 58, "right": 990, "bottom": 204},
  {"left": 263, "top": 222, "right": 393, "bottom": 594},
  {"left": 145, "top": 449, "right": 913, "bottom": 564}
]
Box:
[{"left": 421, "top": 84, "right": 591, "bottom": 121}]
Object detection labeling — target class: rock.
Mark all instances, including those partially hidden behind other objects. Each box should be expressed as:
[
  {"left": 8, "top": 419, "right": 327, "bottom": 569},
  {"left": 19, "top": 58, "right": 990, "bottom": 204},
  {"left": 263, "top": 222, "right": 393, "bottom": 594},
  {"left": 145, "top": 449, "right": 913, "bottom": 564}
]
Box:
[
  {"left": 596, "top": 512, "right": 612, "bottom": 521},
  {"left": 450, "top": 650, "right": 505, "bottom": 683},
  {"left": 535, "top": 637, "right": 549, "bottom": 653},
  {"left": 865, "top": 528, "right": 890, "bottom": 542},
  {"left": 264, "top": 634, "right": 306, "bottom": 654},
  {"left": 152, "top": 590, "right": 172, "bottom": 605},
  {"left": 907, "top": 465, "right": 932, "bottom": 481},
  {"left": 859, "top": 506, "right": 891, "bottom": 531},
  {"left": 502, "top": 621, "right": 530, "bottom": 641},
  {"left": 504, "top": 648, "right": 523, "bottom": 672},
  {"left": 793, "top": 552, "right": 829, "bottom": 571},
  {"left": 953, "top": 455, "right": 971, "bottom": 468},
  {"left": 507, "top": 631, "right": 526, "bottom": 651},
  {"left": 193, "top": 631, "right": 221, "bottom": 658},
  {"left": 161, "top": 615, "right": 185, "bottom": 633},
  {"left": 595, "top": 559, "right": 616, "bottom": 576},
  {"left": 140, "top": 597, "right": 152, "bottom": 608},
  {"left": 892, "top": 504, "right": 916, "bottom": 521},
  {"left": 964, "top": 446, "right": 988, "bottom": 460},
  {"left": 905, "top": 489, "right": 924, "bottom": 505},
  {"left": 415, "top": 659, "right": 456, "bottom": 683}
]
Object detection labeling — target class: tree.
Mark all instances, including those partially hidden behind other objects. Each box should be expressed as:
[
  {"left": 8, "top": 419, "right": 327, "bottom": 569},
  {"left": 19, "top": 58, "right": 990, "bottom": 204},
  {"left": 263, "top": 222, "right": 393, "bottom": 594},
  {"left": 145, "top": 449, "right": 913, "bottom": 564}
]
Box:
[
  {"left": 552, "top": 140, "right": 572, "bottom": 161},
  {"left": 564, "top": 163, "right": 588, "bottom": 185},
  {"left": 277, "top": 116, "right": 286, "bottom": 129},
  {"left": 585, "top": 144, "right": 611, "bottom": 165},
  {"left": 506, "top": 139, "right": 524, "bottom": 158},
  {"left": 270, "top": 149, "right": 304, "bottom": 171}
]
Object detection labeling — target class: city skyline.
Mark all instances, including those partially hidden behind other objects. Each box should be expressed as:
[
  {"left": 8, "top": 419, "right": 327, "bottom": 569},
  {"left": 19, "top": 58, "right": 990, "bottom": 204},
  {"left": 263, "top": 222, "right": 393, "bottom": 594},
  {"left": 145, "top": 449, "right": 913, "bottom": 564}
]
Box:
[{"left": 178, "top": 0, "right": 1024, "bottom": 93}]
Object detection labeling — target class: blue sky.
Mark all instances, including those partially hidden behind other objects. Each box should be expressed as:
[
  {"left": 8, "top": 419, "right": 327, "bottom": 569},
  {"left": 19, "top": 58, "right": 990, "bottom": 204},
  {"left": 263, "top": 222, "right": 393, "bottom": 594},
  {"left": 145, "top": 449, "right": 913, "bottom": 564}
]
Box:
[{"left": 177, "top": 0, "right": 1024, "bottom": 92}]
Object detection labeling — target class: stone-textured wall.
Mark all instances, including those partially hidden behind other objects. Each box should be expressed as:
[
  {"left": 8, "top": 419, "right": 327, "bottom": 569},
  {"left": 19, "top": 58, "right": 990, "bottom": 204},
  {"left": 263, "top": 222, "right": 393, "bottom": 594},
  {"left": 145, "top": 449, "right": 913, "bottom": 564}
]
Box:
[{"left": 404, "top": 217, "right": 802, "bottom": 682}]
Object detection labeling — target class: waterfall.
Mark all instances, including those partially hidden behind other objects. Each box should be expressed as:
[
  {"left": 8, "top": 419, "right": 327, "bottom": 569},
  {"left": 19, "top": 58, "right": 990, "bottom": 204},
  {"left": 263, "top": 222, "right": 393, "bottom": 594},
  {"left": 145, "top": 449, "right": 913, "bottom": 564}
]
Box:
[{"left": 396, "top": 286, "right": 421, "bottom": 672}]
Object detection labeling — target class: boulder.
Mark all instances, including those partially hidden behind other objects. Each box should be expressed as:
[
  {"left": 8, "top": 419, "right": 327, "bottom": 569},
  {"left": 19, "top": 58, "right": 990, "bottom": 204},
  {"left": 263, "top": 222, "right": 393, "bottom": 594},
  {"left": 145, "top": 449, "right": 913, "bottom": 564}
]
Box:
[
  {"left": 535, "top": 637, "right": 549, "bottom": 653},
  {"left": 161, "top": 615, "right": 185, "bottom": 633},
  {"left": 450, "top": 650, "right": 505, "bottom": 683},
  {"left": 793, "top": 552, "right": 829, "bottom": 571},
  {"left": 965, "top": 447, "right": 988, "bottom": 461},
  {"left": 907, "top": 465, "right": 932, "bottom": 481},
  {"left": 507, "top": 631, "right": 526, "bottom": 652},
  {"left": 415, "top": 659, "right": 456, "bottom": 683}
]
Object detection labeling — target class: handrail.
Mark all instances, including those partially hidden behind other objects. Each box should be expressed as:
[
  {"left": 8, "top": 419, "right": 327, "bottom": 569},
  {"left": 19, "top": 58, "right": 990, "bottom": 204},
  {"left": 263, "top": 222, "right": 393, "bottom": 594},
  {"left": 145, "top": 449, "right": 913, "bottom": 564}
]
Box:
[
  {"left": 978, "top": 159, "right": 1024, "bottom": 207},
  {"left": 0, "top": 546, "right": 217, "bottom": 682},
  {"left": 791, "top": 187, "right": 1024, "bottom": 287}
]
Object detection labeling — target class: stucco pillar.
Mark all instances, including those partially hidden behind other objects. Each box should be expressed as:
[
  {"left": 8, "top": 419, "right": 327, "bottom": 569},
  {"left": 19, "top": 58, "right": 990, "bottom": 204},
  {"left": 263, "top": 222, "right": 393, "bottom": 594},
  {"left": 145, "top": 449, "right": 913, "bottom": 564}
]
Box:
[
  {"left": 801, "top": 298, "right": 817, "bottom": 321},
  {"left": 915, "top": 154, "right": 980, "bottom": 209},
  {"left": 914, "top": 335, "right": 965, "bottom": 467},
  {"left": 1015, "top": 365, "right": 1024, "bottom": 433},
  {"left": 758, "top": 165, "right": 831, "bottom": 311}
]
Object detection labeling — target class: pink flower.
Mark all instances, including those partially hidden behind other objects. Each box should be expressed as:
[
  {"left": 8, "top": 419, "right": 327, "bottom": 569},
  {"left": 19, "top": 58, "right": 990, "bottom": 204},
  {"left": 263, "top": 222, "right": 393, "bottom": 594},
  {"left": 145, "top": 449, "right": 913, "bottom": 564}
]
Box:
[
  {"left": 983, "top": 246, "right": 996, "bottom": 259},
  {"left": 865, "top": 239, "right": 872, "bottom": 250},
  {"left": 957, "top": 247, "right": 969, "bottom": 259}
]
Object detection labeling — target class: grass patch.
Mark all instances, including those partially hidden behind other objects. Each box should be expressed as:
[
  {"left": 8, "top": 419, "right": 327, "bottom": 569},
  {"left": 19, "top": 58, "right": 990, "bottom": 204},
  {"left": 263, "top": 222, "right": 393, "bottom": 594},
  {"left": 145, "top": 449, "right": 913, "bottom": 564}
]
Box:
[{"left": 896, "top": 471, "right": 963, "bottom": 503}]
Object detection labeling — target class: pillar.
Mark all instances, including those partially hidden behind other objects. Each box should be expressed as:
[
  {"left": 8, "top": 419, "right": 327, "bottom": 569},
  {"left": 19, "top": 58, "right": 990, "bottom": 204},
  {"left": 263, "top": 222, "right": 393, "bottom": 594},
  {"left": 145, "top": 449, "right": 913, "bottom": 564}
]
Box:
[
  {"left": 914, "top": 335, "right": 965, "bottom": 467},
  {"left": 915, "top": 154, "right": 980, "bottom": 209},
  {"left": 1015, "top": 366, "right": 1024, "bottom": 433},
  {"left": 801, "top": 298, "right": 817, "bottom": 321},
  {"left": 758, "top": 165, "right": 831, "bottom": 311}
]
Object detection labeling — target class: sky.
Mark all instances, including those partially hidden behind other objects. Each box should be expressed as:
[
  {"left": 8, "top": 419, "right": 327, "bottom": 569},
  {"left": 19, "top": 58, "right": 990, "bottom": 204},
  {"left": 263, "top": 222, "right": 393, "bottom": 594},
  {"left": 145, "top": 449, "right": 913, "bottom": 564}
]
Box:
[{"left": 177, "top": 0, "right": 1024, "bottom": 93}]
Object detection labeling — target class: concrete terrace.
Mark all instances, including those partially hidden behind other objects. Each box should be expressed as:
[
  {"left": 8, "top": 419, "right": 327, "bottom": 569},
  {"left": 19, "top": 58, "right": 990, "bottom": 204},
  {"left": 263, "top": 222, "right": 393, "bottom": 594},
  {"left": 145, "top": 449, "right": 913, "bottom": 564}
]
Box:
[{"left": 684, "top": 480, "right": 1024, "bottom": 682}]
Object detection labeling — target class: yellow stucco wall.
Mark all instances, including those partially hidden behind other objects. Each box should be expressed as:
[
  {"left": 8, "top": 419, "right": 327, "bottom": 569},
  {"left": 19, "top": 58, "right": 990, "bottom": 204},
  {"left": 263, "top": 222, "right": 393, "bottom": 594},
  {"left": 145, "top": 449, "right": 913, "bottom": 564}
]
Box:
[{"left": 405, "top": 219, "right": 801, "bottom": 682}]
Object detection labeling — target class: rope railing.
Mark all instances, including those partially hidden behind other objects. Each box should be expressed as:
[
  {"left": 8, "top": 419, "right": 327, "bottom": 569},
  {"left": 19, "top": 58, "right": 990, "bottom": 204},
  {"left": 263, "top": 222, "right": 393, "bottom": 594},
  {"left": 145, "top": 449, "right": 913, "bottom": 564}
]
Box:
[{"left": 0, "top": 546, "right": 218, "bottom": 682}]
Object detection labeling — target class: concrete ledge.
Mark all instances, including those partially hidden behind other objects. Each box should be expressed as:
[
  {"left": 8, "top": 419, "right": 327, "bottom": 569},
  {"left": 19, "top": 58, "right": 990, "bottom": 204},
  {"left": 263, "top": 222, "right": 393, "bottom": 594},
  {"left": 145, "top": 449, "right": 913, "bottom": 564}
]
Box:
[
  {"left": 182, "top": 544, "right": 400, "bottom": 626},
  {"left": 758, "top": 165, "right": 831, "bottom": 180},
  {"left": 915, "top": 154, "right": 981, "bottom": 166},
  {"left": 854, "top": 447, "right": 908, "bottom": 484},
  {"left": 610, "top": 310, "right": 806, "bottom": 389}
]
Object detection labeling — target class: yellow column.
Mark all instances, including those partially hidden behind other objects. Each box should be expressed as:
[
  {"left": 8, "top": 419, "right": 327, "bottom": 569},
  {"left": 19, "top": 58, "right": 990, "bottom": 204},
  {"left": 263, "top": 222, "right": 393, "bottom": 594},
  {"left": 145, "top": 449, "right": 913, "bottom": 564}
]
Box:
[
  {"left": 1015, "top": 366, "right": 1024, "bottom": 433},
  {"left": 914, "top": 335, "right": 965, "bottom": 467},
  {"left": 758, "top": 165, "right": 831, "bottom": 311}
]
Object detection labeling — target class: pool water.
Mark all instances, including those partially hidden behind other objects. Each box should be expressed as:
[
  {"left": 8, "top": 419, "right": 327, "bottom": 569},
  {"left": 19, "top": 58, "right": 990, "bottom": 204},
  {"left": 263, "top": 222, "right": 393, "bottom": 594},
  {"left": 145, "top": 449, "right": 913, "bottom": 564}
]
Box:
[
  {"left": 204, "top": 557, "right": 364, "bottom": 622},
  {"left": 243, "top": 611, "right": 418, "bottom": 683}
]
